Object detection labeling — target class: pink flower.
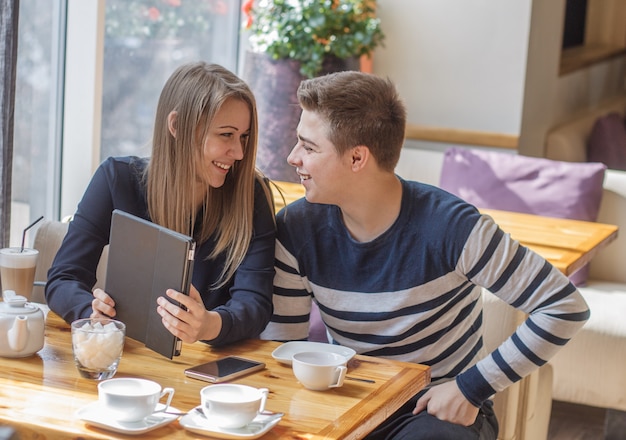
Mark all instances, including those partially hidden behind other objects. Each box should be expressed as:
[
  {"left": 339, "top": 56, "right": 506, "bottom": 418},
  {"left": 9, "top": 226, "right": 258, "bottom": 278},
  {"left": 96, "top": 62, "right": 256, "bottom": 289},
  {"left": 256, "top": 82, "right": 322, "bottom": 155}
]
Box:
[
  {"left": 242, "top": 0, "right": 253, "bottom": 16},
  {"left": 147, "top": 7, "right": 160, "bottom": 21},
  {"left": 215, "top": 0, "right": 228, "bottom": 15},
  {"left": 242, "top": 0, "right": 254, "bottom": 28}
]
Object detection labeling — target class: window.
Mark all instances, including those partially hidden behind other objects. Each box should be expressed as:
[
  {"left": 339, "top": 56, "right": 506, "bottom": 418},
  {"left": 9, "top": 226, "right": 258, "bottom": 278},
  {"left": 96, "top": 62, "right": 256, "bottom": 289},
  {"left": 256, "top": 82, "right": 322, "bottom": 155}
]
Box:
[
  {"left": 12, "top": 0, "right": 242, "bottom": 240},
  {"left": 101, "top": 0, "right": 240, "bottom": 160},
  {"left": 12, "top": 0, "right": 65, "bottom": 246}
]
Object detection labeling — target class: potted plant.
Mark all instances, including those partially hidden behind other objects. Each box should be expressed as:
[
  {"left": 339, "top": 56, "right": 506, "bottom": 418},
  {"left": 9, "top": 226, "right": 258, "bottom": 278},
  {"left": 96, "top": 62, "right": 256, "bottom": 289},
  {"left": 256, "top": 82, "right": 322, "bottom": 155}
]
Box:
[
  {"left": 242, "top": 0, "right": 384, "bottom": 78},
  {"left": 241, "top": 0, "right": 385, "bottom": 181}
]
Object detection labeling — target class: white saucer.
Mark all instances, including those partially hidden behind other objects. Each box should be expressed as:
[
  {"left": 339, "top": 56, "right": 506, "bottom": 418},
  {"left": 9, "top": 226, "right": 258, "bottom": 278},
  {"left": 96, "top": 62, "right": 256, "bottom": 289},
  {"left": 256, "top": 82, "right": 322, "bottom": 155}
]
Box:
[
  {"left": 180, "top": 406, "right": 282, "bottom": 439},
  {"left": 271, "top": 341, "right": 356, "bottom": 365},
  {"left": 76, "top": 401, "right": 179, "bottom": 435}
]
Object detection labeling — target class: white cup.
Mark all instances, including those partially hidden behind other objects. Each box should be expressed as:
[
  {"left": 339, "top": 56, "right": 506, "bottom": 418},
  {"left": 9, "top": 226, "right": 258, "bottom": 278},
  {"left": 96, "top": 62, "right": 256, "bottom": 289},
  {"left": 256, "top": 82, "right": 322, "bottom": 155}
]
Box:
[
  {"left": 201, "top": 384, "right": 269, "bottom": 428},
  {"left": 0, "top": 247, "right": 39, "bottom": 301},
  {"left": 98, "top": 378, "right": 175, "bottom": 422},
  {"left": 292, "top": 351, "right": 348, "bottom": 391}
]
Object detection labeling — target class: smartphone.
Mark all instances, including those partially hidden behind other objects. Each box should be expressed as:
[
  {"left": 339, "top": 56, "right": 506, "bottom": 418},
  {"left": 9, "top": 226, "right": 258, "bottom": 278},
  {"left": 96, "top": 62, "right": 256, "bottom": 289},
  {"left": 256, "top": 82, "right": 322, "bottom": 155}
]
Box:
[{"left": 184, "top": 356, "right": 266, "bottom": 383}]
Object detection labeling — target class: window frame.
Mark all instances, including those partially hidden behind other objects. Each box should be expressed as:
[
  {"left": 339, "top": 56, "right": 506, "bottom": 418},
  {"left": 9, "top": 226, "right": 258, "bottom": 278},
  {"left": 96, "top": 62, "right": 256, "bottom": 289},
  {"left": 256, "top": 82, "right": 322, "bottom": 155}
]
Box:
[{"left": 61, "top": 0, "right": 105, "bottom": 219}]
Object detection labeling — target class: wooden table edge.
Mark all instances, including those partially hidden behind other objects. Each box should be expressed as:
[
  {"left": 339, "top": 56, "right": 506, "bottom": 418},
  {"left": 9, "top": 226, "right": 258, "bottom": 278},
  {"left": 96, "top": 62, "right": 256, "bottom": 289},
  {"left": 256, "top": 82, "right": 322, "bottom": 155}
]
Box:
[{"left": 322, "top": 365, "right": 431, "bottom": 440}]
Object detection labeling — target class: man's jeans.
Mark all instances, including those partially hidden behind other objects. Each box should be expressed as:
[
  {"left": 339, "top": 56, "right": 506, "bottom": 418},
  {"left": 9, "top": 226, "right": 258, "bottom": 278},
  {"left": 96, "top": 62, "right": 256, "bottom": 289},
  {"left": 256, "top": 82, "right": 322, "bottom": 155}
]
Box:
[{"left": 364, "top": 389, "right": 498, "bottom": 440}]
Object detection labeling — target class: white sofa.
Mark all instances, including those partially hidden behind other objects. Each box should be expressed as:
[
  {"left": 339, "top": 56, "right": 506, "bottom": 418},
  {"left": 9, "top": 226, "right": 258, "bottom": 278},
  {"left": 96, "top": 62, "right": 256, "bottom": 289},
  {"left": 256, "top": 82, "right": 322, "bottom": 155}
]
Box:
[{"left": 544, "top": 94, "right": 626, "bottom": 418}]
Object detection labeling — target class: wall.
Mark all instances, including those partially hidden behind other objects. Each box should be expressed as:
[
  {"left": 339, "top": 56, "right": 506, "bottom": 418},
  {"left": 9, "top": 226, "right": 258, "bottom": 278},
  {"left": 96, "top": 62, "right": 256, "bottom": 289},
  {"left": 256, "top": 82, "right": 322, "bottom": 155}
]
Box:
[
  {"left": 373, "top": 0, "right": 626, "bottom": 177},
  {"left": 374, "top": 0, "right": 531, "bottom": 139}
]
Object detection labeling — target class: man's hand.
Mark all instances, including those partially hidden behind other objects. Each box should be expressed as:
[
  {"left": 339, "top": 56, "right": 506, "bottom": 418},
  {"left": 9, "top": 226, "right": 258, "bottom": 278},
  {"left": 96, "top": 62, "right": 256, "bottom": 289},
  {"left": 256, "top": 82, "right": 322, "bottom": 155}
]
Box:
[
  {"left": 413, "top": 380, "right": 479, "bottom": 426},
  {"left": 156, "top": 286, "right": 222, "bottom": 343}
]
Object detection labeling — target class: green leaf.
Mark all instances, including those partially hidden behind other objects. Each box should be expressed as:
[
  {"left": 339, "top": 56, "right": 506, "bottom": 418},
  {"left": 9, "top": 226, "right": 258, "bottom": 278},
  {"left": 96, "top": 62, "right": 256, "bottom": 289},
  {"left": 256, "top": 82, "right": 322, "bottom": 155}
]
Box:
[{"left": 244, "top": 0, "right": 385, "bottom": 78}]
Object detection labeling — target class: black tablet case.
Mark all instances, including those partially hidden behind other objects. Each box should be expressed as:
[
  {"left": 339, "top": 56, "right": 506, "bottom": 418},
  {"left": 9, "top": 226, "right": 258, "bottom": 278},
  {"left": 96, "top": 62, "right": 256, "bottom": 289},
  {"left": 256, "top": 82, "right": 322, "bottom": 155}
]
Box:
[{"left": 105, "top": 209, "right": 195, "bottom": 359}]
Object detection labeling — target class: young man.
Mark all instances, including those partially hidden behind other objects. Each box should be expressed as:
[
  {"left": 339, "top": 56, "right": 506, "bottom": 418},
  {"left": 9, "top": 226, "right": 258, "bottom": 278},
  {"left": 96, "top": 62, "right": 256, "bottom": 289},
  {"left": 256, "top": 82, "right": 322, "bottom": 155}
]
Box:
[{"left": 260, "top": 71, "right": 589, "bottom": 439}]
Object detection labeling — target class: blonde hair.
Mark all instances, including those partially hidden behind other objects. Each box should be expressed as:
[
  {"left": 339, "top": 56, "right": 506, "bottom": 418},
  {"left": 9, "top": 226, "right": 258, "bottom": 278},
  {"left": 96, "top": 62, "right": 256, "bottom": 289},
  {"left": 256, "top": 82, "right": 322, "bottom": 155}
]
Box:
[{"left": 146, "top": 62, "right": 268, "bottom": 288}]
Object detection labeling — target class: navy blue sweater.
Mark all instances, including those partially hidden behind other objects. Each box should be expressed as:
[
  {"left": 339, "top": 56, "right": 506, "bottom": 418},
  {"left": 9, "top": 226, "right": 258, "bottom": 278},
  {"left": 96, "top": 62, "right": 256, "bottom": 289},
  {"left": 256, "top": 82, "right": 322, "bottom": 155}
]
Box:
[
  {"left": 46, "top": 157, "right": 276, "bottom": 346},
  {"left": 261, "top": 178, "right": 589, "bottom": 406}
]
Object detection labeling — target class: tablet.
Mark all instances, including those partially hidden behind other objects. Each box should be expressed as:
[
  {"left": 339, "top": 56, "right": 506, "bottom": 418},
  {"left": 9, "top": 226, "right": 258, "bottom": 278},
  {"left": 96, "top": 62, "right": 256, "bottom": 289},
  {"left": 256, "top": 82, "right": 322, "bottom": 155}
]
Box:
[{"left": 104, "top": 209, "right": 195, "bottom": 359}]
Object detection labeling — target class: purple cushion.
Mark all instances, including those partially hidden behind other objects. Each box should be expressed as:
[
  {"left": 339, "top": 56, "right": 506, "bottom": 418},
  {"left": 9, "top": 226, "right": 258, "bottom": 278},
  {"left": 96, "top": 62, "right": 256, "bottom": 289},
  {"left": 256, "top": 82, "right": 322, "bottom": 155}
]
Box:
[
  {"left": 439, "top": 148, "right": 606, "bottom": 286},
  {"left": 587, "top": 112, "right": 626, "bottom": 171}
]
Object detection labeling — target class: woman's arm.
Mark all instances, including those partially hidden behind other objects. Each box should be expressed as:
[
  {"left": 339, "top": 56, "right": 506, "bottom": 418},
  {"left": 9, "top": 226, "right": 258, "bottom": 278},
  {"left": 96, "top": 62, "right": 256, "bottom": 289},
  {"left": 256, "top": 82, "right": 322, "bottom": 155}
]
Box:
[
  {"left": 45, "top": 157, "right": 146, "bottom": 323},
  {"left": 205, "top": 178, "right": 277, "bottom": 345}
]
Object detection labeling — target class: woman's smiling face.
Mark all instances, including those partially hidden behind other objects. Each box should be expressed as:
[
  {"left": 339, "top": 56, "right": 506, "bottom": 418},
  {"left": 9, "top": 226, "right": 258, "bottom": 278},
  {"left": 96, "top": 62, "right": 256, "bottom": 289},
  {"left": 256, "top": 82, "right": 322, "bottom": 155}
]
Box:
[{"left": 198, "top": 98, "right": 250, "bottom": 189}]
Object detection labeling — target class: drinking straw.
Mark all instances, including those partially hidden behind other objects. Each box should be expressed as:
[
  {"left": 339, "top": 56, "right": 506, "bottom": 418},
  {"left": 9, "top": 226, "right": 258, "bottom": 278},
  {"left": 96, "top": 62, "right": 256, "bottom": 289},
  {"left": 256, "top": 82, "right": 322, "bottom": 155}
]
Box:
[{"left": 20, "top": 215, "right": 44, "bottom": 253}]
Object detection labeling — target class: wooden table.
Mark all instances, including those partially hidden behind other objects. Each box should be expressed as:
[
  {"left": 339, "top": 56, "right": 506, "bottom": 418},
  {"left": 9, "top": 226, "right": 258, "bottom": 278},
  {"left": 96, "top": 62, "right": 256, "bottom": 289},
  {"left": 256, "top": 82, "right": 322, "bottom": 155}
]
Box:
[
  {"left": 0, "top": 311, "right": 430, "bottom": 439},
  {"left": 481, "top": 208, "right": 618, "bottom": 276},
  {"left": 271, "top": 181, "right": 619, "bottom": 276}
]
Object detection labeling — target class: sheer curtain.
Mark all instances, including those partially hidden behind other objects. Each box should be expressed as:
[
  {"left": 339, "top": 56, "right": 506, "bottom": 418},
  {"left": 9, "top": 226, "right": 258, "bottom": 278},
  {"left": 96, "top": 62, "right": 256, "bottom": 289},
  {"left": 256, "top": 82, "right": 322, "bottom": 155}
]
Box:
[{"left": 0, "top": 0, "right": 19, "bottom": 248}]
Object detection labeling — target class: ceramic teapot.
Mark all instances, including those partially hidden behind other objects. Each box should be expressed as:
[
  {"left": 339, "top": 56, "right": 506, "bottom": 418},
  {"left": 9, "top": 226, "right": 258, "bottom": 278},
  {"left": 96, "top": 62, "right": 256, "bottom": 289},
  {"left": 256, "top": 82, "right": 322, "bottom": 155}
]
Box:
[{"left": 0, "top": 290, "right": 45, "bottom": 357}]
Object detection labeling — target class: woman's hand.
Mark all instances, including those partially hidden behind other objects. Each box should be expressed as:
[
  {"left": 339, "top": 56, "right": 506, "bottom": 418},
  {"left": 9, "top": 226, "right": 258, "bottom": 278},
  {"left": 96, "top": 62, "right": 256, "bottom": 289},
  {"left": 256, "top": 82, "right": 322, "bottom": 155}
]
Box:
[
  {"left": 91, "top": 288, "right": 116, "bottom": 319},
  {"left": 156, "top": 286, "right": 222, "bottom": 343}
]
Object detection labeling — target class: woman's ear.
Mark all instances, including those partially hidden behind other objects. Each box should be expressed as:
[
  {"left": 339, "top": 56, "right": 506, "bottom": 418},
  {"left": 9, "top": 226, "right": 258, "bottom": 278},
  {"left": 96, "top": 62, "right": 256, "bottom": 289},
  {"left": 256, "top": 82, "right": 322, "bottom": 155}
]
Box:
[{"left": 167, "top": 111, "right": 177, "bottom": 138}]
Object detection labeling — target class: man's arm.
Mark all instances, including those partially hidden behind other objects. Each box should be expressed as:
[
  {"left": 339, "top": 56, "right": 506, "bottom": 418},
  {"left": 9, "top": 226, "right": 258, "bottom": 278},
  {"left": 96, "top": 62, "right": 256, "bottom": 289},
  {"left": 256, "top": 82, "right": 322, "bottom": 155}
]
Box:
[
  {"left": 456, "top": 214, "right": 590, "bottom": 405},
  {"left": 415, "top": 214, "right": 589, "bottom": 426},
  {"left": 260, "top": 239, "right": 313, "bottom": 341}
]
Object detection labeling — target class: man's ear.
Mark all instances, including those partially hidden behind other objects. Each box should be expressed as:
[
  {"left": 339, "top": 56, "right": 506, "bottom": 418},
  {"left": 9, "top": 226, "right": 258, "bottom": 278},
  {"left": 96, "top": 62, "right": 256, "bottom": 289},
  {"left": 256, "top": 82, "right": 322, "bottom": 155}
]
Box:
[
  {"left": 350, "top": 145, "right": 370, "bottom": 171},
  {"left": 167, "top": 111, "right": 177, "bottom": 138}
]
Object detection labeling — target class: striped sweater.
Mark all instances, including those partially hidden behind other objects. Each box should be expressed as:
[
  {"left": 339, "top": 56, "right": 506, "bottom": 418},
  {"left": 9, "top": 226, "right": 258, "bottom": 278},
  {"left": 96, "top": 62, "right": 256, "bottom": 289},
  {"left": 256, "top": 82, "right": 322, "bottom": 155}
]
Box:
[{"left": 260, "top": 179, "right": 590, "bottom": 406}]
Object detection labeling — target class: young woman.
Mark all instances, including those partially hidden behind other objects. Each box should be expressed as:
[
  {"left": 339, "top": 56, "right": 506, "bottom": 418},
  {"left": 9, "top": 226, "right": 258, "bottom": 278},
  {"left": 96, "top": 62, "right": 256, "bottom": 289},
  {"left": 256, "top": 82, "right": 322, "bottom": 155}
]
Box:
[{"left": 46, "top": 62, "right": 276, "bottom": 346}]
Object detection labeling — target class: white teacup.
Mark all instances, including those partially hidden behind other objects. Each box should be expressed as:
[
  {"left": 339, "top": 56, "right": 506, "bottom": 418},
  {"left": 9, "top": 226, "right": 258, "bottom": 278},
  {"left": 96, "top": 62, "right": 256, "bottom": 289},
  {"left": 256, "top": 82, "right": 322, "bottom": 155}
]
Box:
[
  {"left": 292, "top": 351, "right": 348, "bottom": 391},
  {"left": 98, "top": 378, "right": 175, "bottom": 422},
  {"left": 201, "top": 384, "right": 269, "bottom": 428}
]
